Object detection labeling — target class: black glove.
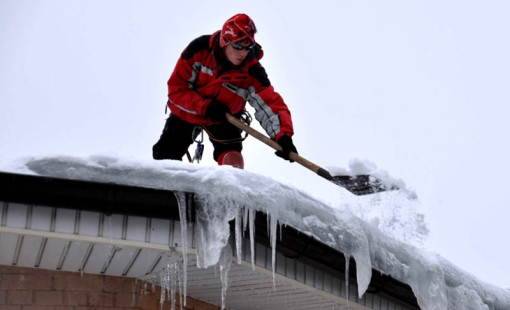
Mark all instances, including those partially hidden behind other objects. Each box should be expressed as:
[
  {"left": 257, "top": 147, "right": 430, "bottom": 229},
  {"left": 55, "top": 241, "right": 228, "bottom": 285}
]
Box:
[
  {"left": 275, "top": 135, "right": 298, "bottom": 162},
  {"left": 205, "top": 100, "right": 230, "bottom": 122}
]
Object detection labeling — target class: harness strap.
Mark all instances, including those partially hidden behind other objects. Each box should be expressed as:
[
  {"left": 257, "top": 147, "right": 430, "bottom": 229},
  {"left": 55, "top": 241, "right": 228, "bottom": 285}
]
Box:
[{"left": 203, "top": 111, "right": 252, "bottom": 144}]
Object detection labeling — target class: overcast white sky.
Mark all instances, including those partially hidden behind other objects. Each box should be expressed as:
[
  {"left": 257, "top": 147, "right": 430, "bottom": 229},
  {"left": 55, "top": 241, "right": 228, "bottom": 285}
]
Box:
[{"left": 1, "top": 0, "right": 509, "bottom": 289}]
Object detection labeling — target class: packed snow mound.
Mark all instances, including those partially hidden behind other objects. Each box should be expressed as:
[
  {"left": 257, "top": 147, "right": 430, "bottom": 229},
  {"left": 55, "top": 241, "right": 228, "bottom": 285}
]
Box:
[
  {"left": 2, "top": 155, "right": 510, "bottom": 309},
  {"left": 327, "top": 158, "right": 427, "bottom": 247}
]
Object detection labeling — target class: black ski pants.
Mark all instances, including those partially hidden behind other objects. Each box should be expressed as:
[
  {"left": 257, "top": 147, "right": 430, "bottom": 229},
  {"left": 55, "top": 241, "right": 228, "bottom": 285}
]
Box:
[{"left": 152, "top": 114, "right": 243, "bottom": 162}]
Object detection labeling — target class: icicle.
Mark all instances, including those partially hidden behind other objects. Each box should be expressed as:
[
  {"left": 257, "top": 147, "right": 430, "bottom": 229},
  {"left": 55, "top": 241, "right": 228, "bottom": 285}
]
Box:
[
  {"left": 269, "top": 211, "right": 278, "bottom": 289},
  {"left": 243, "top": 206, "right": 249, "bottom": 236},
  {"left": 193, "top": 198, "right": 210, "bottom": 269},
  {"left": 248, "top": 208, "right": 255, "bottom": 270},
  {"left": 141, "top": 280, "right": 148, "bottom": 296},
  {"left": 174, "top": 192, "right": 189, "bottom": 306},
  {"left": 157, "top": 250, "right": 184, "bottom": 310},
  {"left": 235, "top": 208, "right": 243, "bottom": 264},
  {"left": 159, "top": 264, "right": 167, "bottom": 307},
  {"left": 171, "top": 193, "right": 239, "bottom": 308},
  {"left": 178, "top": 287, "right": 184, "bottom": 310},
  {"left": 195, "top": 220, "right": 207, "bottom": 268},
  {"left": 219, "top": 244, "right": 233, "bottom": 310},
  {"left": 193, "top": 196, "right": 233, "bottom": 269}
]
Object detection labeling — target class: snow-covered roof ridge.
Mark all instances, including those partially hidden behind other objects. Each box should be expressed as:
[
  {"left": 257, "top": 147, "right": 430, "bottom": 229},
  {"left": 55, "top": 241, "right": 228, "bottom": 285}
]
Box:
[{"left": 10, "top": 155, "right": 510, "bottom": 310}]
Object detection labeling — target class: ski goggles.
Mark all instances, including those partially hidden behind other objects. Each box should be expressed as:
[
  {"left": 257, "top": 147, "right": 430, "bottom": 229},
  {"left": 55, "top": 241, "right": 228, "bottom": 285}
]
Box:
[{"left": 226, "top": 37, "right": 256, "bottom": 51}]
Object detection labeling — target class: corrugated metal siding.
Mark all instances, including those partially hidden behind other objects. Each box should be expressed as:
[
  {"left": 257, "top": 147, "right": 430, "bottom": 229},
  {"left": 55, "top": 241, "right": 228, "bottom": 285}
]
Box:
[{"left": 0, "top": 202, "right": 415, "bottom": 310}]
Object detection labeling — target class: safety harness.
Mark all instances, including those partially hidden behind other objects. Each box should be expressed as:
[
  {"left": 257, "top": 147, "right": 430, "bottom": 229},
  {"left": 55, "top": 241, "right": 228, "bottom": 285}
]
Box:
[{"left": 186, "top": 111, "right": 252, "bottom": 163}]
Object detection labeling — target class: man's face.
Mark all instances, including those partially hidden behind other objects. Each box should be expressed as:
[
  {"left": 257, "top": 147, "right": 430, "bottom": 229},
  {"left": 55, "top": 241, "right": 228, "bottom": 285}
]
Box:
[{"left": 223, "top": 44, "right": 251, "bottom": 66}]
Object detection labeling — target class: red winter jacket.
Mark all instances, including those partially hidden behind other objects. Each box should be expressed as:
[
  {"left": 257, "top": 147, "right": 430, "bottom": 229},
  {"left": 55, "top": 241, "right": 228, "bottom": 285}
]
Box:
[{"left": 167, "top": 31, "right": 294, "bottom": 141}]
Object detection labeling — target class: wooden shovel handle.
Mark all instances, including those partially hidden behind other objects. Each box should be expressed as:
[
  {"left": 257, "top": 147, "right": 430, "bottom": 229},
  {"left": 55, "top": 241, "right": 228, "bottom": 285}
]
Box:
[{"left": 225, "top": 113, "right": 333, "bottom": 181}]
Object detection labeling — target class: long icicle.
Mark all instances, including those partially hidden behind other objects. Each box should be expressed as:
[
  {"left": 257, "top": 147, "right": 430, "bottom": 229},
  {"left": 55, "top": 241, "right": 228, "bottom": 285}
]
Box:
[
  {"left": 235, "top": 207, "right": 243, "bottom": 264},
  {"left": 219, "top": 244, "right": 233, "bottom": 310},
  {"left": 249, "top": 208, "right": 255, "bottom": 270},
  {"left": 174, "top": 192, "right": 189, "bottom": 306},
  {"left": 269, "top": 211, "right": 278, "bottom": 290}
]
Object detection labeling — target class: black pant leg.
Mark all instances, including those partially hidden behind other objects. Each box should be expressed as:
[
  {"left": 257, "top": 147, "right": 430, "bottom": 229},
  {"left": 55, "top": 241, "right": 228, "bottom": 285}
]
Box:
[
  {"left": 206, "top": 120, "right": 243, "bottom": 161},
  {"left": 152, "top": 114, "right": 196, "bottom": 160}
]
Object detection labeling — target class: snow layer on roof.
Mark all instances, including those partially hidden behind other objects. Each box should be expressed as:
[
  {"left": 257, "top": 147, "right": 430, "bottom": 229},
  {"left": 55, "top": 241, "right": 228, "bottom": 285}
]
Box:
[{"left": 2, "top": 155, "right": 510, "bottom": 309}]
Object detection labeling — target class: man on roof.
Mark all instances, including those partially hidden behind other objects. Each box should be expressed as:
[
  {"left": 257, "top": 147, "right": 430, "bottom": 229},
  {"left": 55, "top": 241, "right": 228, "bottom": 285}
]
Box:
[{"left": 153, "top": 13, "right": 298, "bottom": 169}]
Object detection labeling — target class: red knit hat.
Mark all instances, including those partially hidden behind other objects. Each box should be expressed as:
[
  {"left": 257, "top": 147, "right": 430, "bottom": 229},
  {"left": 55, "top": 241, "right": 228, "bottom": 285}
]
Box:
[{"left": 219, "top": 13, "right": 257, "bottom": 48}]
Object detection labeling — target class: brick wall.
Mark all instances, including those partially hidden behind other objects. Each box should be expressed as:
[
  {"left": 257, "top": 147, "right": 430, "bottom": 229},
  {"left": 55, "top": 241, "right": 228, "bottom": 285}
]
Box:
[{"left": 0, "top": 265, "right": 219, "bottom": 310}]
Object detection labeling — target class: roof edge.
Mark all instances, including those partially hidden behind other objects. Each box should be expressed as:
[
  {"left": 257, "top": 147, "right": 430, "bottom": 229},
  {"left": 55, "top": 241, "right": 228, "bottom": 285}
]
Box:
[{"left": 0, "top": 171, "right": 419, "bottom": 308}]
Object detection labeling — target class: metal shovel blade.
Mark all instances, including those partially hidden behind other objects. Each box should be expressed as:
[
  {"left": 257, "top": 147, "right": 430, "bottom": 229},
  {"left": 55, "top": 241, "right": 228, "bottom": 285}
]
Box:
[{"left": 331, "top": 175, "right": 399, "bottom": 196}]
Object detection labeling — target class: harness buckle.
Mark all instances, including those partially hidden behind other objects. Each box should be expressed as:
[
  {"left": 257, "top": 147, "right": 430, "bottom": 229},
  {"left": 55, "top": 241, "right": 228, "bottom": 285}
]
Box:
[{"left": 192, "top": 127, "right": 204, "bottom": 163}]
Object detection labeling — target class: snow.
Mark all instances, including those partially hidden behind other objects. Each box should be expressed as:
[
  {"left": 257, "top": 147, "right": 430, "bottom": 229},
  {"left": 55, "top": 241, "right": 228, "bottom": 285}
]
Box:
[{"left": 1, "top": 154, "right": 510, "bottom": 309}]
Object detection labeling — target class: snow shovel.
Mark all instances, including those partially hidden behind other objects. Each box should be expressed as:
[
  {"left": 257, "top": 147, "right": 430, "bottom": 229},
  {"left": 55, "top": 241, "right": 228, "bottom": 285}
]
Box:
[{"left": 225, "top": 113, "right": 397, "bottom": 195}]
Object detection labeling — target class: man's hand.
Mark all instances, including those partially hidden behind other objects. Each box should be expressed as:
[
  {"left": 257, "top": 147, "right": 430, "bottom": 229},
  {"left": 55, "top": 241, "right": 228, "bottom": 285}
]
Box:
[
  {"left": 275, "top": 135, "right": 297, "bottom": 162},
  {"left": 205, "top": 100, "right": 230, "bottom": 122}
]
